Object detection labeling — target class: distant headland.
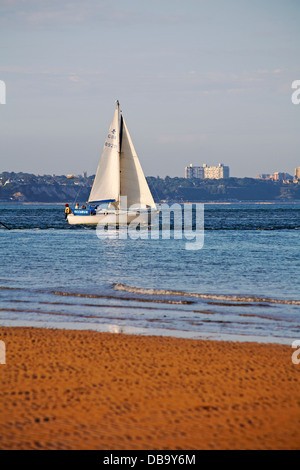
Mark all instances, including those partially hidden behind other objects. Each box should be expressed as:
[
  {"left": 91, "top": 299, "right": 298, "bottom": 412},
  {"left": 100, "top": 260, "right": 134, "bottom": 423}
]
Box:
[{"left": 0, "top": 172, "right": 300, "bottom": 203}]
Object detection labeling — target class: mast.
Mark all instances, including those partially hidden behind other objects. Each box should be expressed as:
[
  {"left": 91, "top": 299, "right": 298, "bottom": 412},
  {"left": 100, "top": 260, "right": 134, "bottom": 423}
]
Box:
[
  {"left": 116, "top": 100, "right": 121, "bottom": 152},
  {"left": 116, "top": 100, "right": 123, "bottom": 209},
  {"left": 119, "top": 110, "right": 123, "bottom": 155}
]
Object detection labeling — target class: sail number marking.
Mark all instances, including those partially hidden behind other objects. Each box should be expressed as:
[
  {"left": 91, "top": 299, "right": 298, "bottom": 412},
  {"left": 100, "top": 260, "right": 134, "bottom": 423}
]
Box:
[
  {"left": 105, "top": 132, "right": 117, "bottom": 148},
  {"left": 105, "top": 142, "right": 118, "bottom": 149}
]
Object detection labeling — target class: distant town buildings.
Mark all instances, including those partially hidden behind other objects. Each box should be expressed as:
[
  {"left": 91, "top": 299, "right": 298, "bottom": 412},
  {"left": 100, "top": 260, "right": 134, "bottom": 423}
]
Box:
[
  {"left": 256, "top": 171, "right": 297, "bottom": 182},
  {"left": 273, "top": 172, "right": 293, "bottom": 181},
  {"left": 256, "top": 173, "right": 273, "bottom": 180},
  {"left": 68, "top": 172, "right": 87, "bottom": 179},
  {"left": 185, "top": 165, "right": 204, "bottom": 179},
  {"left": 295, "top": 167, "right": 300, "bottom": 179},
  {"left": 185, "top": 163, "right": 230, "bottom": 179}
]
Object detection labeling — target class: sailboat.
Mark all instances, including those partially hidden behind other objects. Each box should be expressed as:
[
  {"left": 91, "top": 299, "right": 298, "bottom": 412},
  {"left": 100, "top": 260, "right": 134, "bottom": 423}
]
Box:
[{"left": 67, "top": 101, "right": 157, "bottom": 226}]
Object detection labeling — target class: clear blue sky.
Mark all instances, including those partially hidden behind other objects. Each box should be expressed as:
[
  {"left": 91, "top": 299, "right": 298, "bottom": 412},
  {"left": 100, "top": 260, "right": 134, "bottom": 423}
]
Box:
[{"left": 0, "top": 0, "right": 299, "bottom": 177}]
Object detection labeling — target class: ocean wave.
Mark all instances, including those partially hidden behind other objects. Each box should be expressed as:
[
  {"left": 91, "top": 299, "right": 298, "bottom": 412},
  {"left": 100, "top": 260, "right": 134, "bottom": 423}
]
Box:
[
  {"left": 51, "top": 290, "right": 193, "bottom": 305},
  {"left": 0, "top": 286, "right": 23, "bottom": 290},
  {"left": 0, "top": 307, "right": 171, "bottom": 325},
  {"left": 114, "top": 283, "right": 300, "bottom": 306}
]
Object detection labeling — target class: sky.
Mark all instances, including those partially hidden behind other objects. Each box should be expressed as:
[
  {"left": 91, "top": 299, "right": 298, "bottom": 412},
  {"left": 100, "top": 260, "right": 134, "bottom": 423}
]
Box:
[{"left": 0, "top": 0, "right": 299, "bottom": 178}]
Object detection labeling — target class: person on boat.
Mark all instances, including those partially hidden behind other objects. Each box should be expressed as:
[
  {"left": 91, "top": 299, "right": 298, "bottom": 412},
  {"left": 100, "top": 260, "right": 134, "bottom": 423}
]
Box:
[
  {"left": 81, "top": 205, "right": 86, "bottom": 209},
  {"left": 75, "top": 203, "right": 79, "bottom": 209},
  {"left": 65, "top": 204, "right": 72, "bottom": 219}
]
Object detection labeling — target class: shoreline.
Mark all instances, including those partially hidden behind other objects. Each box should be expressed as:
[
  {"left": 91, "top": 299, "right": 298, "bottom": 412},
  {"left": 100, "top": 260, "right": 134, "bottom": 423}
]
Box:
[
  {"left": 0, "top": 321, "right": 293, "bottom": 345},
  {"left": 1, "top": 200, "right": 300, "bottom": 206},
  {"left": 0, "top": 326, "right": 299, "bottom": 450}
]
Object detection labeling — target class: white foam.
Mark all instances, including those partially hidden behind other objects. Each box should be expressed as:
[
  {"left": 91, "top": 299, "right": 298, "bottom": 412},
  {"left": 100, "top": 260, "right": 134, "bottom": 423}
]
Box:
[{"left": 114, "top": 283, "right": 300, "bottom": 305}]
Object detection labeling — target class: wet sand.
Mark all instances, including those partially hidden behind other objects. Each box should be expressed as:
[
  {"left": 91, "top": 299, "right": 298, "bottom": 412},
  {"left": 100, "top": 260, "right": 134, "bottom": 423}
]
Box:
[{"left": 0, "top": 327, "right": 299, "bottom": 449}]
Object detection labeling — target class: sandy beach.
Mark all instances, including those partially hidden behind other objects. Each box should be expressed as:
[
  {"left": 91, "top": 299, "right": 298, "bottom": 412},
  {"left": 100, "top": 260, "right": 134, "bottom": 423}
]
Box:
[{"left": 0, "top": 327, "right": 299, "bottom": 450}]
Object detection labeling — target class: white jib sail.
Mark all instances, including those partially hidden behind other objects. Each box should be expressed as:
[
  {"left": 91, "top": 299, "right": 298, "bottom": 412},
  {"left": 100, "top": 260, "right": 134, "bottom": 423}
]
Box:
[
  {"left": 88, "top": 107, "right": 120, "bottom": 204},
  {"left": 120, "top": 117, "right": 156, "bottom": 209}
]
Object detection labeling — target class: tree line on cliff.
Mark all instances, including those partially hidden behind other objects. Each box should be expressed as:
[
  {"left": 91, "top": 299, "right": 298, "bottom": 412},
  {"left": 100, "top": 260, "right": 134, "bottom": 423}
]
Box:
[{"left": 0, "top": 172, "right": 300, "bottom": 203}]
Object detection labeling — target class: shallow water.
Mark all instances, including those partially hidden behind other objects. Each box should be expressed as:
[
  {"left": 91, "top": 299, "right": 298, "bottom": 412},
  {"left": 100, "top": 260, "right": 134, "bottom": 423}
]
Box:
[{"left": 0, "top": 203, "right": 299, "bottom": 343}]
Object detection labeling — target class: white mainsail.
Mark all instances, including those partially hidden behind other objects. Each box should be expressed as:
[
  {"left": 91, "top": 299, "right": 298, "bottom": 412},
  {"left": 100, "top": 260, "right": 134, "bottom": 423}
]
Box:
[
  {"left": 120, "top": 116, "right": 156, "bottom": 209},
  {"left": 88, "top": 105, "right": 120, "bottom": 204},
  {"left": 88, "top": 101, "right": 156, "bottom": 211}
]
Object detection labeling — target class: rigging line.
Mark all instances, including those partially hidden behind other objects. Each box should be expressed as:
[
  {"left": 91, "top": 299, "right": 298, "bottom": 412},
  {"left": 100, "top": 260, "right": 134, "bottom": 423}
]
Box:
[{"left": 72, "top": 185, "right": 82, "bottom": 205}]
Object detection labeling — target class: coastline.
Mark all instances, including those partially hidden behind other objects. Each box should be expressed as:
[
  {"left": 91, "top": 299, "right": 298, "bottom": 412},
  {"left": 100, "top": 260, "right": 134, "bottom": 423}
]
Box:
[
  {"left": 1, "top": 200, "right": 300, "bottom": 205},
  {"left": 0, "top": 327, "right": 299, "bottom": 450}
]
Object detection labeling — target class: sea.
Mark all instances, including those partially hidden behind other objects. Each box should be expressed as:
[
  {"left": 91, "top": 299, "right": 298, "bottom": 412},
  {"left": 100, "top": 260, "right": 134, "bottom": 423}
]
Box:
[{"left": 0, "top": 203, "right": 299, "bottom": 344}]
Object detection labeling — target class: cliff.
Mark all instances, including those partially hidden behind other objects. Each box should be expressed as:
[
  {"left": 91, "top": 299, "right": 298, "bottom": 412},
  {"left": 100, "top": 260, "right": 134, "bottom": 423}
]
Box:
[{"left": 0, "top": 173, "right": 300, "bottom": 203}]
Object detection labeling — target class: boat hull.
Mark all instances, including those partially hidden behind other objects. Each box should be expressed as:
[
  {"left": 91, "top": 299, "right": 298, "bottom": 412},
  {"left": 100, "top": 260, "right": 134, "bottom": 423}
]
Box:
[{"left": 67, "top": 210, "right": 158, "bottom": 226}]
